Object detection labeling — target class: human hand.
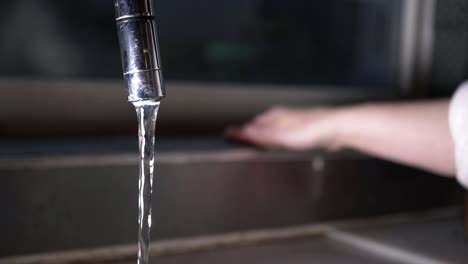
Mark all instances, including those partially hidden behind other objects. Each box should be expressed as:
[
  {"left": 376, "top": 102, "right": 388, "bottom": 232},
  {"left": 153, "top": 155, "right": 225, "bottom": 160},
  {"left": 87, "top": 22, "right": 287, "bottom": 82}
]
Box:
[{"left": 225, "top": 106, "right": 341, "bottom": 151}]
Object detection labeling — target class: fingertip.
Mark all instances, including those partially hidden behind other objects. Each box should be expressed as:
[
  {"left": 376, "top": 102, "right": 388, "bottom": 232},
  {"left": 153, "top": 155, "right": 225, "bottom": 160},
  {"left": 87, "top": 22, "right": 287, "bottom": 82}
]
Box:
[
  {"left": 224, "top": 126, "right": 241, "bottom": 137},
  {"left": 224, "top": 126, "right": 252, "bottom": 142}
]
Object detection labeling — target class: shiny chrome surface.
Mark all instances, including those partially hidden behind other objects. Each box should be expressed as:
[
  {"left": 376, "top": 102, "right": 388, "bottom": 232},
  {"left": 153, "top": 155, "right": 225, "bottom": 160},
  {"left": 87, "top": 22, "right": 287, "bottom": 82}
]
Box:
[{"left": 115, "top": 0, "right": 165, "bottom": 102}]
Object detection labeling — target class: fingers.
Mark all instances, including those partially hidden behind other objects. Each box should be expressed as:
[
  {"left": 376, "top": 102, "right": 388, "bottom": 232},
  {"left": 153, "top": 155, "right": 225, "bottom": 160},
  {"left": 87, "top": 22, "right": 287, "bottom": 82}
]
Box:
[
  {"left": 225, "top": 106, "right": 339, "bottom": 151},
  {"left": 226, "top": 106, "right": 298, "bottom": 147},
  {"left": 243, "top": 129, "right": 282, "bottom": 149},
  {"left": 224, "top": 127, "right": 250, "bottom": 142},
  {"left": 225, "top": 123, "right": 285, "bottom": 149},
  {"left": 225, "top": 106, "right": 328, "bottom": 150},
  {"left": 251, "top": 106, "right": 286, "bottom": 125}
]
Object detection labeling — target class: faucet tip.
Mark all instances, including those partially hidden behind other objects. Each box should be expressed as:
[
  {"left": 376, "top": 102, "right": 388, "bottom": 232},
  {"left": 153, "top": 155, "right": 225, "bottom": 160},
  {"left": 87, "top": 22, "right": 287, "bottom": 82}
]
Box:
[{"left": 115, "top": 0, "right": 165, "bottom": 103}]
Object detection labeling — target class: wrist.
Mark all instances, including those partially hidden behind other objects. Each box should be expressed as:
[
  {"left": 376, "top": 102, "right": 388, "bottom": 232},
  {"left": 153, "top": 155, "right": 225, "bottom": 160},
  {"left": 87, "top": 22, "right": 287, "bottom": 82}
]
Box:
[
  {"left": 329, "top": 104, "right": 369, "bottom": 150},
  {"left": 326, "top": 108, "right": 348, "bottom": 150}
]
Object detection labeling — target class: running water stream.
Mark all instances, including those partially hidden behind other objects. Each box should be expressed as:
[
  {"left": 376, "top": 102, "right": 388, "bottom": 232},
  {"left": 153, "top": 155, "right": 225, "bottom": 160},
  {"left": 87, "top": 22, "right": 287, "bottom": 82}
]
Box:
[{"left": 134, "top": 101, "right": 160, "bottom": 264}]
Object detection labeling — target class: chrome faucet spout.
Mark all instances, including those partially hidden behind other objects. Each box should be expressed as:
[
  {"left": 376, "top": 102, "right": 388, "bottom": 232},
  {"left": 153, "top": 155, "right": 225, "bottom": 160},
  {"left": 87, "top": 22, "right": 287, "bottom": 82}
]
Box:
[{"left": 115, "top": 0, "right": 165, "bottom": 103}]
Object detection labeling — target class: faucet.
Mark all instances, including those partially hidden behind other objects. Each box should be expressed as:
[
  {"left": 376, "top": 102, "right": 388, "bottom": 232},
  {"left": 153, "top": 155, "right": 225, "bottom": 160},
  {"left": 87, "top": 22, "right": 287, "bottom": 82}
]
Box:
[{"left": 114, "top": 0, "right": 165, "bottom": 103}]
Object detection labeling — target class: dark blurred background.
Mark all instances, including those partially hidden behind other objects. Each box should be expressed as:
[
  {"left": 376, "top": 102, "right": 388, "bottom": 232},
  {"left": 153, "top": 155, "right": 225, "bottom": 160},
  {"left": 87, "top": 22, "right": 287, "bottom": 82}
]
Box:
[
  {"left": 1, "top": 0, "right": 468, "bottom": 262},
  {"left": 0, "top": 1, "right": 401, "bottom": 87},
  {"left": 0, "top": 0, "right": 467, "bottom": 137},
  {"left": 0, "top": 0, "right": 466, "bottom": 138}
]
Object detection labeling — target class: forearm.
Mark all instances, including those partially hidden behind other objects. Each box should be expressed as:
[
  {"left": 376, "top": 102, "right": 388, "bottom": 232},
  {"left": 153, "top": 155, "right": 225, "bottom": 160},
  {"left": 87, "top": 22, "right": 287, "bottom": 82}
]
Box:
[{"left": 333, "top": 100, "right": 455, "bottom": 176}]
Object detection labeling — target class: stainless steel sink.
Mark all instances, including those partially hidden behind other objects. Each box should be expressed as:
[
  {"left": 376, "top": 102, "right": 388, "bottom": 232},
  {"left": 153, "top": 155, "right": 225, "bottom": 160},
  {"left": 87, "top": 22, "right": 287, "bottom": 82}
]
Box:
[
  {"left": 3, "top": 208, "right": 466, "bottom": 264},
  {"left": 0, "top": 138, "right": 462, "bottom": 259}
]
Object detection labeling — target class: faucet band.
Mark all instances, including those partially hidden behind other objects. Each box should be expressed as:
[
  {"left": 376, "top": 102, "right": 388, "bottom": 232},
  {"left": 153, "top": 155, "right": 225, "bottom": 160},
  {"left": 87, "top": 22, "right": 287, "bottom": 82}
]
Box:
[{"left": 115, "top": 0, "right": 165, "bottom": 103}]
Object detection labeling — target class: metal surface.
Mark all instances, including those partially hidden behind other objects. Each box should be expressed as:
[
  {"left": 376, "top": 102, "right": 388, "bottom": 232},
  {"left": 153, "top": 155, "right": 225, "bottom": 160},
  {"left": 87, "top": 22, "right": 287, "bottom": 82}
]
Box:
[
  {"left": 109, "top": 210, "right": 468, "bottom": 264},
  {"left": 399, "top": 0, "right": 436, "bottom": 96},
  {"left": 345, "top": 214, "right": 468, "bottom": 263},
  {"left": 115, "top": 0, "right": 165, "bottom": 102},
  {"left": 0, "top": 145, "right": 461, "bottom": 257},
  {"left": 0, "top": 79, "right": 383, "bottom": 137},
  {"left": 148, "top": 237, "right": 395, "bottom": 264},
  {"left": 1, "top": 208, "right": 463, "bottom": 264}
]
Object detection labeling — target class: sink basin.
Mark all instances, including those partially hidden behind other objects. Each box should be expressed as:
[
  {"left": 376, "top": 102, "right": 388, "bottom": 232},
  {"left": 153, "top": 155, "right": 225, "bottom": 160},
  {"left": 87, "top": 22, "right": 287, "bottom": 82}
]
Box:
[{"left": 0, "top": 138, "right": 462, "bottom": 258}]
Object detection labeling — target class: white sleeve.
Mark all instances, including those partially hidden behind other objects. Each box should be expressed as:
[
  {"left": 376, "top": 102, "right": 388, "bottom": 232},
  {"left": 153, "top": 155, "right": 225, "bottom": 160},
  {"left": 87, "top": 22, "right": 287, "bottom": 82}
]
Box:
[{"left": 449, "top": 81, "right": 468, "bottom": 189}]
